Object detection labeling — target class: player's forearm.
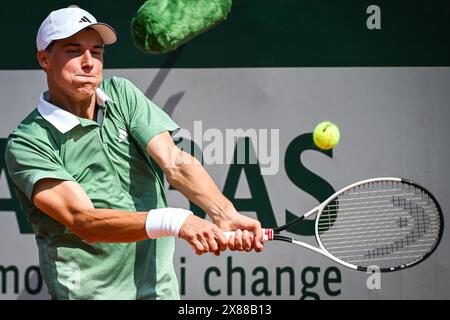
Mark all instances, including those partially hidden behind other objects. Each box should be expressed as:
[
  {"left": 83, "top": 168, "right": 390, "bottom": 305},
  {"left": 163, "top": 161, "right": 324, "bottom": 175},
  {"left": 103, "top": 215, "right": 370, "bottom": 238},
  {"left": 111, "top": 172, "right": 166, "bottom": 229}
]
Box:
[
  {"left": 72, "top": 208, "right": 149, "bottom": 243},
  {"left": 164, "top": 153, "right": 235, "bottom": 223}
]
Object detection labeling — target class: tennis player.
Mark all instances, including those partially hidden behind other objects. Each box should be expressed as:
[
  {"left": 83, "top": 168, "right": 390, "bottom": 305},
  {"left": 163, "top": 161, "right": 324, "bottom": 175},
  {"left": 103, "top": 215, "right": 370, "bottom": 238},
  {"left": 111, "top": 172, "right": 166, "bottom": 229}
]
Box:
[{"left": 4, "top": 7, "right": 263, "bottom": 300}]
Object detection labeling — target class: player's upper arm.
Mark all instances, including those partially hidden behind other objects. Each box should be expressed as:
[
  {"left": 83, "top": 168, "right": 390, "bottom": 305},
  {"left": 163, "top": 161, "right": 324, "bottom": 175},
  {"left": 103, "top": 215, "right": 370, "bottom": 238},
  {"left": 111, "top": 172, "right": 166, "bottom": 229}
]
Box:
[
  {"left": 32, "top": 179, "right": 94, "bottom": 234},
  {"left": 145, "top": 131, "right": 180, "bottom": 170}
]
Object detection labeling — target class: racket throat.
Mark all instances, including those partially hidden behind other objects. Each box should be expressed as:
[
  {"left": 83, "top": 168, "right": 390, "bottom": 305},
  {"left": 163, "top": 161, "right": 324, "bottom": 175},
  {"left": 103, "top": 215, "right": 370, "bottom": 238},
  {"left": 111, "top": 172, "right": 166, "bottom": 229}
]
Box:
[
  {"left": 273, "top": 235, "right": 294, "bottom": 243},
  {"left": 274, "top": 216, "right": 306, "bottom": 233}
]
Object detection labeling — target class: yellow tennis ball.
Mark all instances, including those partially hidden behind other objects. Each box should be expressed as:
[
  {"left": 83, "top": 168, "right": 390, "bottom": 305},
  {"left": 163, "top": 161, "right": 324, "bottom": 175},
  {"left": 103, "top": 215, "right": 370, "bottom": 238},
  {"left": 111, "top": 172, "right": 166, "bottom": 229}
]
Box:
[{"left": 313, "top": 121, "right": 340, "bottom": 150}]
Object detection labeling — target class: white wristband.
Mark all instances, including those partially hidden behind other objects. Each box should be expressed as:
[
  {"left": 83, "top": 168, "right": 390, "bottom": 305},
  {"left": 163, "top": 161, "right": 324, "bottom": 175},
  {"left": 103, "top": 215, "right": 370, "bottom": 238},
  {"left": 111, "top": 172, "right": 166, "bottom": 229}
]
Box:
[{"left": 145, "top": 208, "right": 193, "bottom": 239}]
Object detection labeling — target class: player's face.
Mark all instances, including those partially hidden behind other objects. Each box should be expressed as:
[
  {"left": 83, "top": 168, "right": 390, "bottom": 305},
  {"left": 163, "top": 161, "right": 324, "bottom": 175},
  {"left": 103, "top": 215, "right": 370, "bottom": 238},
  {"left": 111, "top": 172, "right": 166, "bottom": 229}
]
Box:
[{"left": 41, "top": 28, "right": 104, "bottom": 99}]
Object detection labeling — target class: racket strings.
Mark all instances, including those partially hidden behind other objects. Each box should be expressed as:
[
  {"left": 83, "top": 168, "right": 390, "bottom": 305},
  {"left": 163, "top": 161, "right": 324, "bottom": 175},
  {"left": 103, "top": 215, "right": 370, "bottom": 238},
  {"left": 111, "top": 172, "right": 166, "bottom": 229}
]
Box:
[
  {"left": 317, "top": 205, "right": 438, "bottom": 231},
  {"left": 317, "top": 180, "right": 442, "bottom": 269}
]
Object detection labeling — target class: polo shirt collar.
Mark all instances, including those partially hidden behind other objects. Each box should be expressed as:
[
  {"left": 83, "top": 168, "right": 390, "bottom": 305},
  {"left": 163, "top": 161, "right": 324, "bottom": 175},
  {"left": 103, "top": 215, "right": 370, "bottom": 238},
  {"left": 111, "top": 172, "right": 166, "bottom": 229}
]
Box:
[{"left": 37, "top": 88, "right": 114, "bottom": 134}]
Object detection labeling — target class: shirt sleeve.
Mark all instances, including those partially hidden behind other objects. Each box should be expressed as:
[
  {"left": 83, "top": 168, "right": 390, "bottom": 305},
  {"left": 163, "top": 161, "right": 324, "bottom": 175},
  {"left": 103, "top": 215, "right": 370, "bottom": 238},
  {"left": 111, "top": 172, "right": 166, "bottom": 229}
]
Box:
[
  {"left": 5, "top": 135, "right": 76, "bottom": 201},
  {"left": 113, "top": 77, "right": 180, "bottom": 151}
]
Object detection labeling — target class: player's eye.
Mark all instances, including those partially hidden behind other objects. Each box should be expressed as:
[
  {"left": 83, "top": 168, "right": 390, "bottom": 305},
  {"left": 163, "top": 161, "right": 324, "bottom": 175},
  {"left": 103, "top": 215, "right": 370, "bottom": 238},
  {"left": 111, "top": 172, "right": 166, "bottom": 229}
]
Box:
[{"left": 67, "top": 49, "right": 81, "bottom": 54}]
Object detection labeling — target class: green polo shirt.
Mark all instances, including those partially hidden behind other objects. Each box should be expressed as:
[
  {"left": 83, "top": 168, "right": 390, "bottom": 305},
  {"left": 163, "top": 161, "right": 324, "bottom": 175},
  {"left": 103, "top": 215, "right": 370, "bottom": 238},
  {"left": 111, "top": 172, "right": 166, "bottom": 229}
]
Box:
[{"left": 5, "top": 76, "right": 180, "bottom": 300}]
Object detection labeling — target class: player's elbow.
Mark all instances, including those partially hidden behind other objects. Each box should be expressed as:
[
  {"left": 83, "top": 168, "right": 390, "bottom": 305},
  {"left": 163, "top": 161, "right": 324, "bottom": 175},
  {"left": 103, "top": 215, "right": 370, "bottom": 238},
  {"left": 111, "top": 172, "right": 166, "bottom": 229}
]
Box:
[
  {"left": 164, "top": 165, "right": 184, "bottom": 186},
  {"left": 163, "top": 150, "right": 200, "bottom": 186},
  {"left": 69, "top": 208, "right": 99, "bottom": 243}
]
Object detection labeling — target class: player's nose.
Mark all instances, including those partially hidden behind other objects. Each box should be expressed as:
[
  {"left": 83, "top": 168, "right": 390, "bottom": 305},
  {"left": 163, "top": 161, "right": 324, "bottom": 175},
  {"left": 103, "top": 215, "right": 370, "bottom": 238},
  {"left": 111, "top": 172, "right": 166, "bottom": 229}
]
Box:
[{"left": 81, "top": 50, "right": 94, "bottom": 69}]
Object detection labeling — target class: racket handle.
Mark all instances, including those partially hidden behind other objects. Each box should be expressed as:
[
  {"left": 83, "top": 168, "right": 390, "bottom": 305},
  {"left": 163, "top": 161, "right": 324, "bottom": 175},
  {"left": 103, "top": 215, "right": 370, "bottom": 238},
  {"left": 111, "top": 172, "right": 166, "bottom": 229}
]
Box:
[{"left": 223, "top": 228, "right": 273, "bottom": 241}]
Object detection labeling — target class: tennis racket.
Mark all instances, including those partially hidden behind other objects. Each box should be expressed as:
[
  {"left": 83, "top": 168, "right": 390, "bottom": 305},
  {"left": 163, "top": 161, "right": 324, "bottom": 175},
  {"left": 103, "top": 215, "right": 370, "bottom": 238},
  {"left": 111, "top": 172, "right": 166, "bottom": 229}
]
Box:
[{"left": 225, "top": 177, "right": 444, "bottom": 272}]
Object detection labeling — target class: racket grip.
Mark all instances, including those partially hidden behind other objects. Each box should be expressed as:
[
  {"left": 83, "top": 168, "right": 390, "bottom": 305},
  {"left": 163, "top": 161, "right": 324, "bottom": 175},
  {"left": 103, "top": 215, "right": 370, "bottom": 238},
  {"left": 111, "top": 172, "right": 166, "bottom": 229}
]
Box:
[{"left": 223, "top": 228, "right": 273, "bottom": 241}]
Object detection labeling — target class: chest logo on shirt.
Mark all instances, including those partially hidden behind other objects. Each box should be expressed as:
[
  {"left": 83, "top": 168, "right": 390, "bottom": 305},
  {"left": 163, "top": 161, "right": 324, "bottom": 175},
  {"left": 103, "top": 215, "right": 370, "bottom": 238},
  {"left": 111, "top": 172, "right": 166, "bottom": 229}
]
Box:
[{"left": 118, "top": 129, "right": 128, "bottom": 143}]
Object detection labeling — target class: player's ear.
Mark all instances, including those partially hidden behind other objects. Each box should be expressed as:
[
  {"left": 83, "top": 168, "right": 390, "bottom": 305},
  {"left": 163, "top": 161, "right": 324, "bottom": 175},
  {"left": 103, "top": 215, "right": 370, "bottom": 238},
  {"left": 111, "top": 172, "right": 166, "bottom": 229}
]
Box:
[{"left": 37, "top": 50, "right": 51, "bottom": 70}]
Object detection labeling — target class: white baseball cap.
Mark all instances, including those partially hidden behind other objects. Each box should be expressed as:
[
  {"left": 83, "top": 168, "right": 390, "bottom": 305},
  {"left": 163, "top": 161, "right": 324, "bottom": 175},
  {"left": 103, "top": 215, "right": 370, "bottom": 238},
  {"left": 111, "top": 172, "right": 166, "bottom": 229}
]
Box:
[{"left": 36, "top": 7, "right": 117, "bottom": 51}]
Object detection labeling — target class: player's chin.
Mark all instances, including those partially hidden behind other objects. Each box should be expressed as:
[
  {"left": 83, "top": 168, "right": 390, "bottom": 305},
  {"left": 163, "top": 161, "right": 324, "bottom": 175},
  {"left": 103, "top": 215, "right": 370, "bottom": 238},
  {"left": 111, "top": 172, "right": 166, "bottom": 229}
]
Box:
[
  {"left": 74, "top": 80, "right": 100, "bottom": 95},
  {"left": 73, "top": 85, "right": 97, "bottom": 97}
]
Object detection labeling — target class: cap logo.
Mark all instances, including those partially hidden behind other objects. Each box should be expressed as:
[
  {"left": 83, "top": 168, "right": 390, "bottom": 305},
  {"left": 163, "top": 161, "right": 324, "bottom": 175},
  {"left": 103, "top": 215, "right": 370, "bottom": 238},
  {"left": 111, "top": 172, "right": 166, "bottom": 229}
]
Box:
[{"left": 79, "top": 16, "right": 92, "bottom": 23}]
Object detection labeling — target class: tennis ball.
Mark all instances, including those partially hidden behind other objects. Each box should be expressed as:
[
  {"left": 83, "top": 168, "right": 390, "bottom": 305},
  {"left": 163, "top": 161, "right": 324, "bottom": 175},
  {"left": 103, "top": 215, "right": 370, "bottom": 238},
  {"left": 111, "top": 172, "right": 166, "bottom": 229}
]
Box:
[{"left": 313, "top": 121, "right": 340, "bottom": 150}]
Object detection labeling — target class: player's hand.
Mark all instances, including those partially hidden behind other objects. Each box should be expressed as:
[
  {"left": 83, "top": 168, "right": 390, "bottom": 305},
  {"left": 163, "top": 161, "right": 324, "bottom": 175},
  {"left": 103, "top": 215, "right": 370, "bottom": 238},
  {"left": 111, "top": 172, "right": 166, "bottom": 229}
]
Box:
[
  {"left": 213, "top": 206, "right": 264, "bottom": 253},
  {"left": 178, "top": 215, "right": 228, "bottom": 256}
]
